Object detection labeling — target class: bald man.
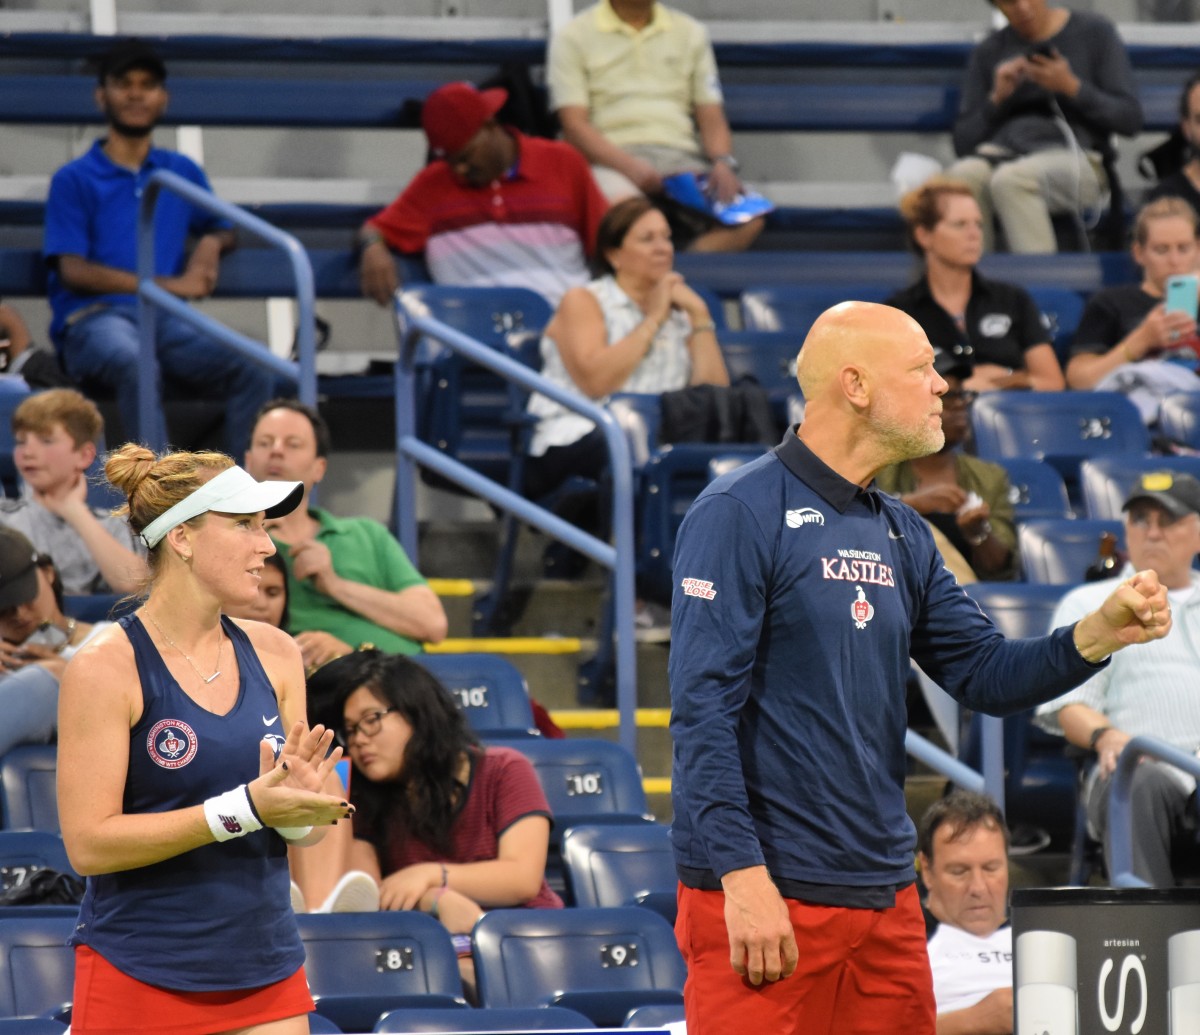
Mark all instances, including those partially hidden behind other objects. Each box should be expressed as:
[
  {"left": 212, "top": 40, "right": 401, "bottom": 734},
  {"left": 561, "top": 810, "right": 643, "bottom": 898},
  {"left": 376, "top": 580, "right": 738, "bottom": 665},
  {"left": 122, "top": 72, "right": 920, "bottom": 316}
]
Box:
[{"left": 668, "top": 302, "right": 1171, "bottom": 1035}]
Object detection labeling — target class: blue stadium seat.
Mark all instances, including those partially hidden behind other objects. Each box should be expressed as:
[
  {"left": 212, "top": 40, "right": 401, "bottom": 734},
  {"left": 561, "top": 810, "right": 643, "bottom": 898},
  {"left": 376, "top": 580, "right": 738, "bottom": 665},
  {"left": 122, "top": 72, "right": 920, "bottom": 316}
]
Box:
[
  {"left": 959, "top": 582, "right": 1076, "bottom": 850},
  {"left": 307, "top": 1014, "right": 345, "bottom": 1034},
  {"left": 1158, "top": 391, "right": 1200, "bottom": 450},
  {"left": 511, "top": 738, "right": 654, "bottom": 899},
  {"left": 970, "top": 391, "right": 1150, "bottom": 494},
  {"left": 472, "top": 907, "right": 685, "bottom": 1027},
  {"left": 1079, "top": 454, "right": 1200, "bottom": 520},
  {"left": 1017, "top": 518, "right": 1125, "bottom": 585},
  {"left": 675, "top": 252, "right": 1133, "bottom": 300},
  {"left": 403, "top": 285, "right": 552, "bottom": 488},
  {"left": 561, "top": 822, "right": 677, "bottom": 924},
  {"left": 637, "top": 443, "right": 768, "bottom": 604},
  {"left": 692, "top": 284, "right": 728, "bottom": 331},
  {"left": 512, "top": 739, "right": 652, "bottom": 835},
  {"left": 707, "top": 452, "right": 759, "bottom": 483},
  {"left": 0, "top": 831, "right": 76, "bottom": 891},
  {"left": 0, "top": 746, "right": 59, "bottom": 832},
  {"left": 62, "top": 593, "right": 139, "bottom": 624},
  {"left": 993, "top": 457, "right": 1073, "bottom": 521},
  {"left": 608, "top": 392, "right": 662, "bottom": 466},
  {"left": 0, "top": 1020, "right": 68, "bottom": 1033},
  {"left": 740, "top": 282, "right": 894, "bottom": 333},
  {"left": 963, "top": 582, "right": 1071, "bottom": 641},
  {"left": 414, "top": 654, "right": 537, "bottom": 738},
  {"left": 1026, "top": 286, "right": 1087, "bottom": 364},
  {"left": 624, "top": 1002, "right": 687, "bottom": 1027},
  {"left": 0, "top": 915, "right": 75, "bottom": 1021},
  {"left": 374, "top": 1005, "right": 596, "bottom": 1032},
  {"left": 296, "top": 912, "right": 465, "bottom": 1032},
  {"left": 718, "top": 331, "right": 802, "bottom": 425},
  {"left": 0, "top": 379, "right": 32, "bottom": 498},
  {"left": 82, "top": 446, "right": 124, "bottom": 512}
]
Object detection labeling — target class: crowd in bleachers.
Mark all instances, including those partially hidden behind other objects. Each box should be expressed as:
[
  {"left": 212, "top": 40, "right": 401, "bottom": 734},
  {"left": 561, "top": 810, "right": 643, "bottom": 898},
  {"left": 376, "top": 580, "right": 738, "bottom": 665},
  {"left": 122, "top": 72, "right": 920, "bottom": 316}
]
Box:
[{"left": 7, "top": 0, "right": 1200, "bottom": 1032}]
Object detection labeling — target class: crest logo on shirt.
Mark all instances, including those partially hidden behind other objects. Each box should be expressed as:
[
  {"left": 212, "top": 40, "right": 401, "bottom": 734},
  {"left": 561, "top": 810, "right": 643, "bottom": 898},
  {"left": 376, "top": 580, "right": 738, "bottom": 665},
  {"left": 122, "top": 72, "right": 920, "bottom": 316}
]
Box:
[
  {"left": 785, "top": 507, "right": 825, "bottom": 528},
  {"left": 147, "top": 719, "right": 198, "bottom": 770},
  {"left": 262, "top": 733, "right": 286, "bottom": 759},
  {"left": 851, "top": 586, "right": 875, "bottom": 630},
  {"left": 979, "top": 313, "right": 1012, "bottom": 338}
]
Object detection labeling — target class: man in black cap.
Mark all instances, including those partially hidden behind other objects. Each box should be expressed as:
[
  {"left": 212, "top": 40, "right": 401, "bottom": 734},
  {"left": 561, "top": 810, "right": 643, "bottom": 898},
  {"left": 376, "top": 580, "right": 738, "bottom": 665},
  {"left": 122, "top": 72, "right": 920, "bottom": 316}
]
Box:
[
  {"left": 42, "top": 38, "right": 273, "bottom": 454},
  {"left": 0, "top": 526, "right": 112, "bottom": 757},
  {"left": 874, "top": 345, "right": 1018, "bottom": 582},
  {"left": 1037, "top": 470, "right": 1200, "bottom": 885}
]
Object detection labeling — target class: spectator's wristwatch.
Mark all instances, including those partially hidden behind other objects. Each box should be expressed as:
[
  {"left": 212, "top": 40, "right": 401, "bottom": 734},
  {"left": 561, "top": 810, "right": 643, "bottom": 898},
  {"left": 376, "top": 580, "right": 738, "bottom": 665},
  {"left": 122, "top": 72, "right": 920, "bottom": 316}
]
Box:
[{"left": 712, "top": 154, "right": 740, "bottom": 172}]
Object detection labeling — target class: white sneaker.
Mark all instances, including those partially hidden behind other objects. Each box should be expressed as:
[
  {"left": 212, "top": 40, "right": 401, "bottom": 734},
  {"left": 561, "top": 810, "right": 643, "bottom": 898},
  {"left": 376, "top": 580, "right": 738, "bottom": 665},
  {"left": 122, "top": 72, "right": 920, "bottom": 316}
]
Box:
[
  {"left": 316, "top": 870, "right": 380, "bottom": 913},
  {"left": 289, "top": 880, "right": 306, "bottom": 913},
  {"left": 634, "top": 600, "right": 672, "bottom": 643}
]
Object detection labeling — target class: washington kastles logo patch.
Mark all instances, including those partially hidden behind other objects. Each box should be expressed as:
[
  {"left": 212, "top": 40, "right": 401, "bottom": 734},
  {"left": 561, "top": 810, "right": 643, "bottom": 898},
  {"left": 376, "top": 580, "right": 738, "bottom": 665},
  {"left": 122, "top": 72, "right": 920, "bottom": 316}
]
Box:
[
  {"left": 851, "top": 586, "right": 875, "bottom": 629},
  {"left": 147, "top": 719, "right": 198, "bottom": 769}
]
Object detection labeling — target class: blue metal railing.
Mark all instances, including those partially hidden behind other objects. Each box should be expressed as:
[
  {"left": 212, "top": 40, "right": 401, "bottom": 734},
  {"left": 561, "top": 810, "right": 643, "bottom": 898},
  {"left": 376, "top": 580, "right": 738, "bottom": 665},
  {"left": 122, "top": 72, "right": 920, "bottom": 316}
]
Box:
[
  {"left": 1108, "top": 735, "right": 1200, "bottom": 887},
  {"left": 392, "top": 294, "right": 640, "bottom": 756},
  {"left": 908, "top": 665, "right": 1005, "bottom": 807},
  {"left": 136, "top": 168, "right": 317, "bottom": 448},
  {"left": 905, "top": 721, "right": 1004, "bottom": 803}
]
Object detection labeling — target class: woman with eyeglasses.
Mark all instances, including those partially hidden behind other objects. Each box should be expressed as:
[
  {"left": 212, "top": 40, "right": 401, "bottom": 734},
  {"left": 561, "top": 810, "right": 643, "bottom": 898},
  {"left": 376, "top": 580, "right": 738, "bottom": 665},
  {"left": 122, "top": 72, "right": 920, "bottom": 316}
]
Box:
[
  {"left": 311, "top": 650, "right": 562, "bottom": 1000},
  {"left": 875, "top": 350, "right": 1018, "bottom": 582},
  {"left": 887, "top": 177, "right": 1065, "bottom": 393}
]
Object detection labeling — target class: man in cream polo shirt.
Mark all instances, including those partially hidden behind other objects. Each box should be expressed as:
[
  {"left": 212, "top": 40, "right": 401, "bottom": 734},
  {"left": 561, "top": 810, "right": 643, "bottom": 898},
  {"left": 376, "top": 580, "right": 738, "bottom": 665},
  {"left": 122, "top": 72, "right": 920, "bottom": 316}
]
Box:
[{"left": 547, "top": 0, "right": 763, "bottom": 253}]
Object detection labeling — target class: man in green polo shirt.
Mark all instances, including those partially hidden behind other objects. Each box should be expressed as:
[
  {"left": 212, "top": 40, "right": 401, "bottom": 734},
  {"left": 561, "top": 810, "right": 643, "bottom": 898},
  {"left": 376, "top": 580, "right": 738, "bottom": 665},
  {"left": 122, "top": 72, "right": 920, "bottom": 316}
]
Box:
[{"left": 244, "top": 399, "right": 448, "bottom": 671}]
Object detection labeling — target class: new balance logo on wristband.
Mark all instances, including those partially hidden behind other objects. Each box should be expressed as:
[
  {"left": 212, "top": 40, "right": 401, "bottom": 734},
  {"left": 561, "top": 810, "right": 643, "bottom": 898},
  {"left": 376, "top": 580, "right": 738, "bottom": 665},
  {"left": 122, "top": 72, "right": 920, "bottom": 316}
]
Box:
[{"left": 204, "top": 784, "right": 264, "bottom": 842}]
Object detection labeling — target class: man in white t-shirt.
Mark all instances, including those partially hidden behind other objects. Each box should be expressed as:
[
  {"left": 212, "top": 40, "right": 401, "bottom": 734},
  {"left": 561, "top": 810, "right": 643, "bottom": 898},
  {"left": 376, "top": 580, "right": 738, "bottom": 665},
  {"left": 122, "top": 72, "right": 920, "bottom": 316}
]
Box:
[{"left": 918, "top": 791, "right": 1013, "bottom": 1035}]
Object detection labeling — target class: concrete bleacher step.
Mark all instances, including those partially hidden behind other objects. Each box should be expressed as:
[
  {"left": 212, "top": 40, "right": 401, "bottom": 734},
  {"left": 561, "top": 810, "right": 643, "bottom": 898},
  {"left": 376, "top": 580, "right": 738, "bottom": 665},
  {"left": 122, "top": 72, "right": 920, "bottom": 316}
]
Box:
[
  {"left": 424, "top": 635, "right": 583, "bottom": 713},
  {"left": 420, "top": 519, "right": 511, "bottom": 580},
  {"left": 425, "top": 577, "right": 475, "bottom": 636},
  {"left": 431, "top": 574, "right": 609, "bottom": 641}
]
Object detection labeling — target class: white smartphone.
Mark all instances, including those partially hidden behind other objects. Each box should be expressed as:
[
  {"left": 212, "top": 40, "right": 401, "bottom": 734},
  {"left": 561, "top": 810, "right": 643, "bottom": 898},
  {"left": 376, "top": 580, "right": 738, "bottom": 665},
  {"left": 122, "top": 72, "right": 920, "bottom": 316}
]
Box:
[{"left": 1165, "top": 274, "right": 1199, "bottom": 321}]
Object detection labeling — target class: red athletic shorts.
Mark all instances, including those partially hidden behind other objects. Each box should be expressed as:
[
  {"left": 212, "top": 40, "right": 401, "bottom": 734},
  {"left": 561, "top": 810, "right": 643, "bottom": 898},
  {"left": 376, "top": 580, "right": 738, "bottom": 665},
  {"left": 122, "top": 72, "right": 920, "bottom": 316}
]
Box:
[
  {"left": 70, "top": 944, "right": 314, "bottom": 1035},
  {"left": 676, "top": 881, "right": 935, "bottom": 1035}
]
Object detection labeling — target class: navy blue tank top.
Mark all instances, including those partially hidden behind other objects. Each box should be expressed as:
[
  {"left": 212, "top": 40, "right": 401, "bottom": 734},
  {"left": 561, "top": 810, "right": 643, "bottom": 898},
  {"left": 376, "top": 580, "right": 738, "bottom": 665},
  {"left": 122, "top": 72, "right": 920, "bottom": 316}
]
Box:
[{"left": 71, "top": 614, "right": 305, "bottom": 990}]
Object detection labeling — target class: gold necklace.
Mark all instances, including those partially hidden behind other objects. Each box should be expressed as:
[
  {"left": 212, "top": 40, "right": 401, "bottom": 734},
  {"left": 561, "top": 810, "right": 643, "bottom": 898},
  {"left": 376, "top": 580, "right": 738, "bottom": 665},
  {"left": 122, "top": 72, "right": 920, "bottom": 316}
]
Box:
[{"left": 142, "top": 609, "right": 224, "bottom": 685}]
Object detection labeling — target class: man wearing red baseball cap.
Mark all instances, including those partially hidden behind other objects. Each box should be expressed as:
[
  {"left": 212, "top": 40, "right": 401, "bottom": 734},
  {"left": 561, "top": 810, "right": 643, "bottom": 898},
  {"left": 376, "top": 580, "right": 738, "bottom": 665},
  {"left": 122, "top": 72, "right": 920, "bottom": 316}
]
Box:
[{"left": 358, "top": 81, "right": 608, "bottom": 307}]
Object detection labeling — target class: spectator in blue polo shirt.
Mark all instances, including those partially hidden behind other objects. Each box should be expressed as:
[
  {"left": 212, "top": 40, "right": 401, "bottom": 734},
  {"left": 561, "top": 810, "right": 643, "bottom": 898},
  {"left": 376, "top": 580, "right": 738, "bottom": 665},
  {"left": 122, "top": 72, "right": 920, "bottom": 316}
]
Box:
[{"left": 42, "top": 38, "right": 273, "bottom": 454}]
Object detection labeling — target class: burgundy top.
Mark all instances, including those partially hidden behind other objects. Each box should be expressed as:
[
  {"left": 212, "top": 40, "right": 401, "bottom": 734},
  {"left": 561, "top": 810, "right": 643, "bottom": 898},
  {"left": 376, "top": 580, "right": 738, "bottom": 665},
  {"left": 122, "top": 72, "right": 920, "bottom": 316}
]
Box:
[{"left": 354, "top": 745, "right": 563, "bottom": 909}]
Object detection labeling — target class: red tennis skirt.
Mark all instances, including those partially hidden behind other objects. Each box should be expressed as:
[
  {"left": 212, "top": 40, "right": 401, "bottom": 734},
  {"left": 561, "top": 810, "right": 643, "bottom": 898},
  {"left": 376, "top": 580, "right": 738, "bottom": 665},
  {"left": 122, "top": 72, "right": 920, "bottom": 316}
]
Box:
[{"left": 71, "top": 944, "right": 314, "bottom": 1035}]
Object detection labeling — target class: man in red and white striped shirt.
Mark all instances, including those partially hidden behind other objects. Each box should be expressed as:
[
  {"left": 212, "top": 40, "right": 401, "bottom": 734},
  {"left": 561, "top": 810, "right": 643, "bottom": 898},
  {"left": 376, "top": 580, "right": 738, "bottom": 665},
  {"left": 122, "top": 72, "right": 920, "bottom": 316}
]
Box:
[{"left": 359, "top": 81, "right": 609, "bottom": 308}]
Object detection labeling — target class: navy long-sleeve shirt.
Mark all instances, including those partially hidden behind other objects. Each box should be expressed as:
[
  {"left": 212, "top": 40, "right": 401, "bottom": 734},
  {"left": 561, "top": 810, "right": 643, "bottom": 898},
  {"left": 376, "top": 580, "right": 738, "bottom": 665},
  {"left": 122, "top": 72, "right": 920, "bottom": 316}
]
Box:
[{"left": 669, "top": 431, "right": 1104, "bottom": 899}]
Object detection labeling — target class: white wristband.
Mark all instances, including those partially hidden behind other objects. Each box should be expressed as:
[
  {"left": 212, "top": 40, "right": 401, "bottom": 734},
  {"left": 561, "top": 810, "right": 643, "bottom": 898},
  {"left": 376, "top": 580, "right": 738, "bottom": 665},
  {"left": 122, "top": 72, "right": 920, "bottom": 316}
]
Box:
[
  {"left": 203, "top": 784, "right": 264, "bottom": 842},
  {"left": 276, "top": 825, "right": 315, "bottom": 842}
]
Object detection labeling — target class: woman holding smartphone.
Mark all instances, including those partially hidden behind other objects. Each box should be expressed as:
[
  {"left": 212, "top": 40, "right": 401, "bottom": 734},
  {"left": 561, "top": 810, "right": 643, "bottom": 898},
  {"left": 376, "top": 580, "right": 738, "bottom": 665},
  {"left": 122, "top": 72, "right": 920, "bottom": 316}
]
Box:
[{"left": 1067, "top": 196, "right": 1200, "bottom": 420}]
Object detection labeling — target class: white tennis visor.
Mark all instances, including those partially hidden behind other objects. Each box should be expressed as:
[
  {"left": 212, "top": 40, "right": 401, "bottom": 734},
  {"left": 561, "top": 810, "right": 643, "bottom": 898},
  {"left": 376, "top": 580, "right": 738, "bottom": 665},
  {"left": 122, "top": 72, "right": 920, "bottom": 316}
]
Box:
[{"left": 138, "top": 465, "right": 304, "bottom": 548}]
